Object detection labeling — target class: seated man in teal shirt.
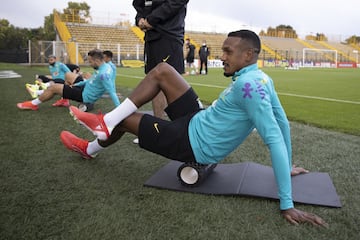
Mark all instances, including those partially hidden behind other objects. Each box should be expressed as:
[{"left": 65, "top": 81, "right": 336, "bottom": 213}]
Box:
[
  {"left": 60, "top": 30, "right": 327, "bottom": 227},
  {"left": 35, "top": 55, "right": 71, "bottom": 85},
  {"left": 17, "top": 49, "right": 120, "bottom": 111},
  {"left": 26, "top": 55, "right": 72, "bottom": 106}
]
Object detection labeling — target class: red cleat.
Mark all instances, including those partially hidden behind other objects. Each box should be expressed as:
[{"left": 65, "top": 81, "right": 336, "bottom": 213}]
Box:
[
  {"left": 69, "top": 106, "right": 110, "bottom": 140},
  {"left": 52, "top": 98, "right": 70, "bottom": 107},
  {"left": 17, "top": 101, "right": 38, "bottom": 110},
  {"left": 60, "top": 131, "right": 95, "bottom": 159}
]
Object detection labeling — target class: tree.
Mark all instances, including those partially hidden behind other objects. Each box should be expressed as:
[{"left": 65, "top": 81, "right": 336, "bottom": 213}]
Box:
[
  {"left": 43, "top": 13, "right": 56, "bottom": 40},
  {"left": 41, "top": 2, "right": 92, "bottom": 40},
  {"left": 62, "top": 1, "right": 91, "bottom": 23},
  {"left": 263, "top": 25, "right": 298, "bottom": 38},
  {"left": 0, "top": 1, "right": 93, "bottom": 50},
  {"left": 259, "top": 30, "right": 267, "bottom": 37},
  {"left": 0, "top": 19, "right": 10, "bottom": 40},
  {"left": 305, "top": 33, "right": 328, "bottom": 41},
  {"left": 345, "top": 35, "right": 360, "bottom": 45},
  {"left": 0, "top": 19, "right": 29, "bottom": 49}
]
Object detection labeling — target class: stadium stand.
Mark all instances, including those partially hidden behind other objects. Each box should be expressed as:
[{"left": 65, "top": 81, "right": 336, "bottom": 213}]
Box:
[
  {"left": 315, "top": 41, "right": 357, "bottom": 62},
  {"left": 185, "top": 31, "right": 226, "bottom": 59},
  {"left": 52, "top": 10, "right": 359, "bottom": 66},
  {"left": 66, "top": 23, "right": 144, "bottom": 65},
  {"left": 261, "top": 36, "right": 305, "bottom": 61},
  {"left": 66, "top": 24, "right": 142, "bottom": 45}
]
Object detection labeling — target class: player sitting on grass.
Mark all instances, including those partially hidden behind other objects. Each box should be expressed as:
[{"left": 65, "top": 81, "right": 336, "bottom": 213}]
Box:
[
  {"left": 60, "top": 30, "right": 327, "bottom": 227},
  {"left": 17, "top": 49, "right": 120, "bottom": 111},
  {"left": 25, "top": 55, "right": 72, "bottom": 107}
]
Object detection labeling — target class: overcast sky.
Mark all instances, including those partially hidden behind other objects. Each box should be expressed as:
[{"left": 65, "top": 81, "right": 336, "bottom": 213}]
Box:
[{"left": 1, "top": 0, "right": 359, "bottom": 40}]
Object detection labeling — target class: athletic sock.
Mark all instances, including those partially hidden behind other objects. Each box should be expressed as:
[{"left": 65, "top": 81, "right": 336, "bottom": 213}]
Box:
[
  {"left": 103, "top": 98, "right": 137, "bottom": 134},
  {"left": 87, "top": 139, "right": 104, "bottom": 156},
  {"left": 31, "top": 98, "right": 42, "bottom": 105},
  {"left": 37, "top": 90, "right": 44, "bottom": 96}
]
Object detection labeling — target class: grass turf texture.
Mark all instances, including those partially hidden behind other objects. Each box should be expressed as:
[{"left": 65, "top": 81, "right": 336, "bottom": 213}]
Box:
[{"left": 1, "top": 63, "right": 360, "bottom": 239}]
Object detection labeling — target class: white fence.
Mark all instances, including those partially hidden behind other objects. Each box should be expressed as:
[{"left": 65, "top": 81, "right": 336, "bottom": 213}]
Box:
[{"left": 28, "top": 40, "right": 144, "bottom": 65}]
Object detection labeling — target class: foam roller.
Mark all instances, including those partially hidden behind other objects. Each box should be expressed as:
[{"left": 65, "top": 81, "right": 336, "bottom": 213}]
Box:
[
  {"left": 78, "top": 102, "right": 94, "bottom": 112},
  {"left": 177, "top": 162, "right": 217, "bottom": 187}
]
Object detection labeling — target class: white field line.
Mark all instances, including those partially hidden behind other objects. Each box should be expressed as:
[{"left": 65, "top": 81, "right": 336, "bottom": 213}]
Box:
[
  {"left": 118, "top": 74, "right": 143, "bottom": 79},
  {"left": 276, "top": 92, "right": 360, "bottom": 105},
  {"left": 118, "top": 74, "right": 360, "bottom": 105}
]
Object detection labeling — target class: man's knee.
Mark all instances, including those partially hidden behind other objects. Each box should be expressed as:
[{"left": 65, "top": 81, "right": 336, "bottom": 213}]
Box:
[
  {"left": 150, "top": 63, "right": 178, "bottom": 85},
  {"left": 153, "top": 62, "right": 175, "bottom": 76},
  {"left": 45, "top": 86, "right": 56, "bottom": 95},
  {"left": 48, "top": 83, "right": 64, "bottom": 94},
  {"left": 65, "top": 72, "right": 77, "bottom": 83}
]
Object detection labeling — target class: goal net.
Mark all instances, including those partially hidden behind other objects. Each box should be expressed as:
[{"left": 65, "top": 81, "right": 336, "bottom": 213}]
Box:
[{"left": 302, "top": 48, "right": 338, "bottom": 68}]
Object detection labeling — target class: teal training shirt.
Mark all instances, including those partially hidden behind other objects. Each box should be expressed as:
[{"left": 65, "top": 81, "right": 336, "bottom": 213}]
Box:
[
  {"left": 78, "top": 63, "right": 120, "bottom": 106},
  {"left": 107, "top": 61, "right": 119, "bottom": 103},
  {"left": 188, "top": 63, "right": 293, "bottom": 210},
  {"left": 49, "top": 62, "right": 70, "bottom": 80},
  {"left": 107, "top": 61, "right": 117, "bottom": 83}
]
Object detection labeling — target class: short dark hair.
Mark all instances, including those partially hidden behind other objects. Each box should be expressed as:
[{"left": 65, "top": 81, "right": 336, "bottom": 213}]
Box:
[
  {"left": 103, "top": 50, "right": 113, "bottom": 58},
  {"left": 228, "top": 30, "right": 261, "bottom": 53},
  {"left": 88, "top": 49, "right": 104, "bottom": 60}
]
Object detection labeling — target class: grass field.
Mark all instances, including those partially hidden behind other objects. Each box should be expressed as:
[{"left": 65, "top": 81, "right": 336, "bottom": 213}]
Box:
[
  {"left": 118, "top": 67, "right": 360, "bottom": 136},
  {"left": 1, "top": 63, "right": 360, "bottom": 239}
]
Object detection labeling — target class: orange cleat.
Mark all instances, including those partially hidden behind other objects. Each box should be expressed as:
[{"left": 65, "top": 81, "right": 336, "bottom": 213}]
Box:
[
  {"left": 17, "top": 101, "right": 38, "bottom": 110},
  {"left": 60, "top": 131, "right": 95, "bottom": 159},
  {"left": 69, "top": 106, "right": 110, "bottom": 140}
]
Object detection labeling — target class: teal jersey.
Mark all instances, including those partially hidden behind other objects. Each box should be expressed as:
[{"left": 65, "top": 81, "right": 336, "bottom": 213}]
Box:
[
  {"left": 78, "top": 63, "right": 120, "bottom": 106},
  {"left": 107, "top": 61, "right": 118, "bottom": 99},
  {"left": 188, "top": 63, "right": 293, "bottom": 210},
  {"left": 49, "top": 62, "right": 70, "bottom": 80},
  {"left": 107, "top": 61, "right": 117, "bottom": 82}
]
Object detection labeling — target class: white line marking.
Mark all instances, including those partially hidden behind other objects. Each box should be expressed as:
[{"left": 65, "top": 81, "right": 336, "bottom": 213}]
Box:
[
  {"left": 0, "top": 70, "right": 22, "bottom": 78},
  {"left": 118, "top": 73, "right": 143, "bottom": 79},
  {"left": 189, "top": 82, "right": 225, "bottom": 89},
  {"left": 277, "top": 92, "right": 360, "bottom": 105},
  {"left": 118, "top": 74, "right": 360, "bottom": 105}
]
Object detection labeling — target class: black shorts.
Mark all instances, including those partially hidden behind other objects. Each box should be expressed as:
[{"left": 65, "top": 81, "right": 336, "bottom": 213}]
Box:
[
  {"left": 53, "top": 78, "right": 65, "bottom": 84},
  {"left": 73, "top": 75, "right": 84, "bottom": 84},
  {"left": 138, "top": 88, "right": 202, "bottom": 162},
  {"left": 186, "top": 57, "right": 194, "bottom": 64},
  {"left": 144, "top": 38, "right": 184, "bottom": 74},
  {"left": 38, "top": 75, "right": 64, "bottom": 84},
  {"left": 62, "top": 85, "right": 84, "bottom": 102}
]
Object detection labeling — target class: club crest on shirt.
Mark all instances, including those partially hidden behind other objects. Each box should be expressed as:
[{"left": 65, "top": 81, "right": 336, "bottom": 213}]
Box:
[
  {"left": 242, "top": 82, "right": 253, "bottom": 99},
  {"left": 242, "top": 79, "right": 267, "bottom": 100}
]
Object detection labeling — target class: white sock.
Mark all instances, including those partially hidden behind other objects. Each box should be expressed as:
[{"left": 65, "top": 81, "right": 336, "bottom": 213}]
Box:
[
  {"left": 87, "top": 139, "right": 104, "bottom": 156},
  {"left": 103, "top": 98, "right": 137, "bottom": 134},
  {"left": 37, "top": 90, "right": 44, "bottom": 96},
  {"left": 31, "top": 98, "right": 42, "bottom": 105},
  {"left": 45, "top": 82, "right": 51, "bottom": 87}
]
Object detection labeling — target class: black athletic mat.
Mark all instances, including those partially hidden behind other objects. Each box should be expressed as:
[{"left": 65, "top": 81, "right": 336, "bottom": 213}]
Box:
[{"left": 144, "top": 161, "right": 342, "bottom": 208}]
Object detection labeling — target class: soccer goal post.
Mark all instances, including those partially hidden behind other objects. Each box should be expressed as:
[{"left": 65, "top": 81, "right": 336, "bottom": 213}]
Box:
[{"left": 302, "top": 48, "right": 338, "bottom": 68}]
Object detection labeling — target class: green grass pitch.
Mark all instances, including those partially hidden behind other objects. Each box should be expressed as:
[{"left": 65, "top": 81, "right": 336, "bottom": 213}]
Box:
[
  {"left": 119, "top": 66, "right": 360, "bottom": 136},
  {"left": 0, "top": 63, "right": 360, "bottom": 239}
]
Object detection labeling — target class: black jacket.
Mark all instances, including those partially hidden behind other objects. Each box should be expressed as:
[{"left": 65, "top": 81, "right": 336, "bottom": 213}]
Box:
[
  {"left": 199, "top": 45, "right": 210, "bottom": 61},
  {"left": 133, "top": 0, "right": 189, "bottom": 43}
]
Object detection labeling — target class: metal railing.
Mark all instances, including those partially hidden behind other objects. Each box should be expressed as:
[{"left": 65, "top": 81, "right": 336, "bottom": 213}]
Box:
[{"left": 28, "top": 40, "right": 144, "bottom": 65}]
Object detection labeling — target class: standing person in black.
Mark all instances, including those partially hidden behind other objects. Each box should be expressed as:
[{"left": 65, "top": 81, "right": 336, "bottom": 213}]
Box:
[
  {"left": 185, "top": 38, "right": 196, "bottom": 74},
  {"left": 199, "top": 40, "right": 210, "bottom": 74},
  {"left": 133, "top": 0, "right": 188, "bottom": 117}
]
